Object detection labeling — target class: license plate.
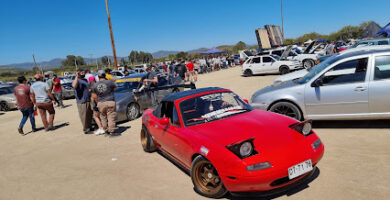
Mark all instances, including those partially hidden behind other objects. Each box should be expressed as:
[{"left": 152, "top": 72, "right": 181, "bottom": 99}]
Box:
[{"left": 288, "top": 159, "right": 313, "bottom": 179}]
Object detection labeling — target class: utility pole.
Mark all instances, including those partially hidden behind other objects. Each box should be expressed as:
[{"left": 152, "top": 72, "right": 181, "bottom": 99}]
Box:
[
  {"left": 88, "top": 54, "right": 93, "bottom": 66},
  {"left": 96, "top": 58, "right": 99, "bottom": 70},
  {"left": 74, "top": 58, "right": 78, "bottom": 70},
  {"left": 281, "top": 0, "right": 284, "bottom": 37},
  {"left": 105, "top": 0, "right": 118, "bottom": 69}
]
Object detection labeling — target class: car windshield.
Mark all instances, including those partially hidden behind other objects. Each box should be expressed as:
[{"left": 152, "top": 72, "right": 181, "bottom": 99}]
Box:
[
  {"left": 115, "top": 81, "right": 140, "bottom": 92},
  {"left": 297, "top": 54, "right": 338, "bottom": 84},
  {"left": 180, "top": 92, "right": 252, "bottom": 126},
  {"left": 271, "top": 55, "right": 280, "bottom": 60}
]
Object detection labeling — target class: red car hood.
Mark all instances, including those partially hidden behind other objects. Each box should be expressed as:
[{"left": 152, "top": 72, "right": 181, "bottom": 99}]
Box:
[{"left": 188, "top": 110, "right": 302, "bottom": 151}]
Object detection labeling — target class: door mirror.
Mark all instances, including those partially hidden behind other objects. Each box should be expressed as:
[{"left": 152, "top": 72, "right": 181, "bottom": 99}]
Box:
[
  {"left": 243, "top": 99, "right": 249, "bottom": 104},
  {"left": 159, "top": 117, "right": 170, "bottom": 126},
  {"left": 311, "top": 78, "right": 323, "bottom": 87}
]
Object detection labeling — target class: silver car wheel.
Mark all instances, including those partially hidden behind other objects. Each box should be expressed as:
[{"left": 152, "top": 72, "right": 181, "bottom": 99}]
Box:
[
  {"left": 269, "top": 102, "right": 302, "bottom": 121},
  {"left": 0, "top": 102, "right": 9, "bottom": 111},
  {"left": 303, "top": 60, "right": 314, "bottom": 69}
]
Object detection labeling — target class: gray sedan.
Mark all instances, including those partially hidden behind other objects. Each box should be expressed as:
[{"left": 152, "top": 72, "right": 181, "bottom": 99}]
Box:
[{"left": 251, "top": 48, "right": 390, "bottom": 120}]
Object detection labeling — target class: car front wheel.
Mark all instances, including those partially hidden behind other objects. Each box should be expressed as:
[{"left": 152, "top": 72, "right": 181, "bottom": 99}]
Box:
[
  {"left": 140, "top": 127, "right": 156, "bottom": 153},
  {"left": 191, "top": 155, "right": 228, "bottom": 198},
  {"left": 0, "top": 101, "right": 9, "bottom": 111},
  {"left": 303, "top": 59, "right": 314, "bottom": 69},
  {"left": 269, "top": 101, "right": 302, "bottom": 121}
]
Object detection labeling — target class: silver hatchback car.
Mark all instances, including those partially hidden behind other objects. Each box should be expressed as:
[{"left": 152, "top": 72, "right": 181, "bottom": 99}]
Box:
[{"left": 251, "top": 48, "right": 390, "bottom": 120}]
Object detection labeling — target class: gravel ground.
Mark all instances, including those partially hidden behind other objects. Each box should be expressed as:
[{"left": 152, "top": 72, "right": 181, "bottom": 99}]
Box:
[{"left": 0, "top": 67, "right": 389, "bottom": 200}]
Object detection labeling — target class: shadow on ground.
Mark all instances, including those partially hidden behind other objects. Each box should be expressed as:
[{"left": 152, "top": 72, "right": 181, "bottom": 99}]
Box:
[
  {"left": 157, "top": 150, "right": 321, "bottom": 200},
  {"left": 313, "top": 120, "right": 390, "bottom": 129}
]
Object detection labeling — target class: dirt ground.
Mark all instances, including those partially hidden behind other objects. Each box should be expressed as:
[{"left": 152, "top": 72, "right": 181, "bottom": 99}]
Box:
[{"left": 1, "top": 67, "right": 389, "bottom": 200}]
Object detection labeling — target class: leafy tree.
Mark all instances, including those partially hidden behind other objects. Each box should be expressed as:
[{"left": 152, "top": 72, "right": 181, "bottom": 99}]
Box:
[
  {"left": 232, "top": 41, "right": 246, "bottom": 53},
  {"left": 62, "top": 55, "right": 85, "bottom": 66},
  {"left": 128, "top": 50, "right": 138, "bottom": 64},
  {"left": 176, "top": 51, "right": 188, "bottom": 59},
  {"left": 101, "top": 56, "right": 110, "bottom": 66}
]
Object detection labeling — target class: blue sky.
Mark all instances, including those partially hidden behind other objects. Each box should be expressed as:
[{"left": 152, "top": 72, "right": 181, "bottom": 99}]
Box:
[{"left": 0, "top": 0, "right": 389, "bottom": 65}]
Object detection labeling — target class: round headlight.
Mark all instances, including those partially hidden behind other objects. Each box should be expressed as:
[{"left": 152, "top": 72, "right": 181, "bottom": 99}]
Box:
[
  {"left": 302, "top": 122, "right": 312, "bottom": 135},
  {"left": 240, "top": 142, "right": 253, "bottom": 157}
]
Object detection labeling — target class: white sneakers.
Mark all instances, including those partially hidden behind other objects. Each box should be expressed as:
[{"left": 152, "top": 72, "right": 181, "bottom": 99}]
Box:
[{"left": 94, "top": 129, "right": 105, "bottom": 135}]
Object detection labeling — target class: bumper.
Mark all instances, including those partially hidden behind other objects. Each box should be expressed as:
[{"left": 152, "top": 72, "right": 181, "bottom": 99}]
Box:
[
  {"left": 231, "top": 167, "right": 319, "bottom": 198},
  {"left": 220, "top": 144, "right": 324, "bottom": 192},
  {"left": 8, "top": 102, "right": 17, "bottom": 109}
]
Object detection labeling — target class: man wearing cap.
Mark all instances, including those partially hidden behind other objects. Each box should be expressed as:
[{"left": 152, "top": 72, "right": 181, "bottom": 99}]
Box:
[
  {"left": 53, "top": 74, "right": 64, "bottom": 108},
  {"left": 30, "top": 74, "right": 56, "bottom": 131},
  {"left": 91, "top": 70, "right": 117, "bottom": 135},
  {"left": 72, "top": 68, "right": 93, "bottom": 134}
]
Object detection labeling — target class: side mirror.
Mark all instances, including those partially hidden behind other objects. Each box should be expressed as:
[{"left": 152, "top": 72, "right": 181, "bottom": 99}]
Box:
[
  {"left": 159, "top": 117, "right": 170, "bottom": 126},
  {"left": 311, "top": 78, "right": 323, "bottom": 87},
  {"left": 243, "top": 99, "right": 249, "bottom": 104}
]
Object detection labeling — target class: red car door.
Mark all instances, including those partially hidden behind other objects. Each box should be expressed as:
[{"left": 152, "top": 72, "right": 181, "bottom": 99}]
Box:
[{"left": 159, "top": 105, "right": 194, "bottom": 168}]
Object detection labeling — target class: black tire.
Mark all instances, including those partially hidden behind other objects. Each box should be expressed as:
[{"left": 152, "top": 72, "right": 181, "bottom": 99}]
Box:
[
  {"left": 279, "top": 66, "right": 290, "bottom": 75},
  {"left": 191, "top": 155, "right": 228, "bottom": 198},
  {"left": 0, "top": 101, "right": 9, "bottom": 111},
  {"left": 127, "top": 103, "right": 140, "bottom": 121},
  {"left": 269, "top": 101, "right": 302, "bottom": 121},
  {"left": 243, "top": 69, "right": 252, "bottom": 77},
  {"left": 140, "top": 126, "right": 156, "bottom": 153},
  {"left": 303, "top": 59, "right": 314, "bottom": 69}
]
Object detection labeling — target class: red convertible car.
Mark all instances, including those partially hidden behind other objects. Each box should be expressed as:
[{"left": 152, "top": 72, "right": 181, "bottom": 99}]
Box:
[{"left": 140, "top": 87, "right": 324, "bottom": 198}]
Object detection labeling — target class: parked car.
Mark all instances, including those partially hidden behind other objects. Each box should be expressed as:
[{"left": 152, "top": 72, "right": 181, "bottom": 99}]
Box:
[
  {"left": 140, "top": 87, "right": 324, "bottom": 198},
  {"left": 251, "top": 47, "right": 390, "bottom": 120},
  {"left": 273, "top": 46, "right": 390, "bottom": 85},
  {"left": 114, "top": 73, "right": 192, "bottom": 121},
  {"left": 242, "top": 55, "right": 301, "bottom": 76},
  {"left": 111, "top": 70, "right": 126, "bottom": 79},
  {"left": 0, "top": 84, "right": 17, "bottom": 111},
  {"left": 349, "top": 38, "right": 390, "bottom": 48}
]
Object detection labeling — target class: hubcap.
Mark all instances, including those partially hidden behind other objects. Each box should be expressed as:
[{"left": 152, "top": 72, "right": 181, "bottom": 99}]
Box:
[
  {"left": 193, "top": 160, "right": 223, "bottom": 195},
  {"left": 128, "top": 104, "right": 138, "bottom": 119},
  {"left": 272, "top": 105, "right": 298, "bottom": 119}
]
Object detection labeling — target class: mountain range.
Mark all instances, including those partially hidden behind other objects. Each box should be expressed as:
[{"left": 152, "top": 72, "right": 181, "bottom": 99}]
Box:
[{"left": 0, "top": 47, "right": 215, "bottom": 70}]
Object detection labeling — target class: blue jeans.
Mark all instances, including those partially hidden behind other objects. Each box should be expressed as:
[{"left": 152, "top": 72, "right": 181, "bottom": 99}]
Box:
[{"left": 19, "top": 107, "right": 36, "bottom": 129}]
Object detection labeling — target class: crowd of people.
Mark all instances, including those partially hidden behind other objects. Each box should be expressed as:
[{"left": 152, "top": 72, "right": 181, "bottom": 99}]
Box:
[
  {"left": 13, "top": 54, "right": 239, "bottom": 136},
  {"left": 13, "top": 68, "right": 119, "bottom": 136}
]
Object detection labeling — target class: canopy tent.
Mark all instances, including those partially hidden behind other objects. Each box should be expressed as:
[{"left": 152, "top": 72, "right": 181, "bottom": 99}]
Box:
[
  {"left": 376, "top": 23, "right": 390, "bottom": 37},
  {"left": 316, "top": 38, "right": 328, "bottom": 43},
  {"left": 199, "top": 47, "right": 227, "bottom": 55}
]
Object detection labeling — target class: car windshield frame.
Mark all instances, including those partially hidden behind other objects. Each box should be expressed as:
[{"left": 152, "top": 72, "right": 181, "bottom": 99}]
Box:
[
  {"left": 179, "top": 91, "right": 253, "bottom": 127},
  {"left": 297, "top": 54, "right": 339, "bottom": 84}
]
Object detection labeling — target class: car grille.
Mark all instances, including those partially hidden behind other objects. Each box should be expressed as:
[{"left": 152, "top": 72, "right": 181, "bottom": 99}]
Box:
[{"left": 270, "top": 176, "right": 294, "bottom": 187}]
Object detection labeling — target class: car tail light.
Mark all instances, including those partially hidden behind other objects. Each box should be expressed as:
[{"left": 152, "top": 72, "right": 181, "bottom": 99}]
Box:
[
  {"left": 315, "top": 60, "right": 319, "bottom": 65},
  {"left": 289, "top": 120, "right": 313, "bottom": 136}
]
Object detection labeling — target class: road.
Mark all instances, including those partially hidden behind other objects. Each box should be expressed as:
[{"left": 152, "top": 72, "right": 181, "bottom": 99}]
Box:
[{"left": 0, "top": 67, "right": 389, "bottom": 200}]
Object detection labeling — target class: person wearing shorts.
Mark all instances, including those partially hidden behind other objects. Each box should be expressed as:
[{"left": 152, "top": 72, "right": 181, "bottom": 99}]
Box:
[{"left": 30, "top": 74, "right": 56, "bottom": 131}]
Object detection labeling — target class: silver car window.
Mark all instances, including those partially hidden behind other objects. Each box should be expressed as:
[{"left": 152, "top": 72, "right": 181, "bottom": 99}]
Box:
[
  {"left": 374, "top": 55, "right": 390, "bottom": 80},
  {"left": 321, "top": 58, "right": 368, "bottom": 86}
]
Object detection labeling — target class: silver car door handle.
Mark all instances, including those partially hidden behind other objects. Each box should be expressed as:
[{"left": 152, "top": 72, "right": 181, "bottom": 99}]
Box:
[{"left": 354, "top": 86, "right": 367, "bottom": 91}]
